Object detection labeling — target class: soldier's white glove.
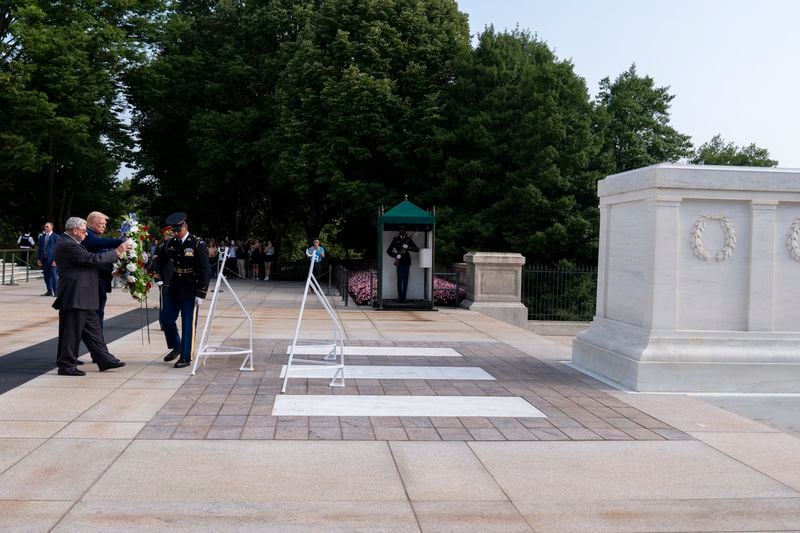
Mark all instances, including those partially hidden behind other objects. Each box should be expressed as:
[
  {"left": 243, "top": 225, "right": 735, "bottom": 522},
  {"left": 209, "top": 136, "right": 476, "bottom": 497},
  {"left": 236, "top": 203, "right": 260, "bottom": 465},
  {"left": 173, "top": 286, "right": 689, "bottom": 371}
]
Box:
[
  {"left": 396, "top": 254, "right": 401, "bottom": 259},
  {"left": 195, "top": 297, "right": 203, "bottom": 307},
  {"left": 402, "top": 243, "right": 408, "bottom": 249},
  {"left": 155, "top": 281, "right": 164, "bottom": 287}
]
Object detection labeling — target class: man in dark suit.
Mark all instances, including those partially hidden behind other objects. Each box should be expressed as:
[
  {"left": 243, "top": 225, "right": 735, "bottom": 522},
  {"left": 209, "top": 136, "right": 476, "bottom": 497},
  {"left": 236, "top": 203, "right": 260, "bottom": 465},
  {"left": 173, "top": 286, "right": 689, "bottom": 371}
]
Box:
[
  {"left": 53, "top": 217, "right": 130, "bottom": 376},
  {"left": 159, "top": 213, "right": 210, "bottom": 368},
  {"left": 83, "top": 211, "right": 125, "bottom": 331},
  {"left": 37, "top": 222, "right": 59, "bottom": 296}
]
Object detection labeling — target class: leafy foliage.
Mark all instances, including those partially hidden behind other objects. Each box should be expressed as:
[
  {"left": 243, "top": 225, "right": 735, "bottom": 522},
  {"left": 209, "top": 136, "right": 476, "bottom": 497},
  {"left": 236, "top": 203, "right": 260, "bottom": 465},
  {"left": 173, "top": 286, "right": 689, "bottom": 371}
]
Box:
[
  {"left": 433, "top": 28, "right": 604, "bottom": 265},
  {"left": 3, "top": 2, "right": 780, "bottom": 271},
  {"left": 0, "top": 0, "right": 163, "bottom": 237},
  {"left": 690, "top": 134, "right": 777, "bottom": 167},
  {"left": 596, "top": 64, "right": 692, "bottom": 173}
]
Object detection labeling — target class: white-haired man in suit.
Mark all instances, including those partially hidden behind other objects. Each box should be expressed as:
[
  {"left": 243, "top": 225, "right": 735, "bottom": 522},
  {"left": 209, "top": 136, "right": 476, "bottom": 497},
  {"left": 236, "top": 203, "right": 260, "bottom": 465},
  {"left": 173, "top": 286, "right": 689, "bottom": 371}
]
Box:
[{"left": 53, "top": 217, "right": 131, "bottom": 376}]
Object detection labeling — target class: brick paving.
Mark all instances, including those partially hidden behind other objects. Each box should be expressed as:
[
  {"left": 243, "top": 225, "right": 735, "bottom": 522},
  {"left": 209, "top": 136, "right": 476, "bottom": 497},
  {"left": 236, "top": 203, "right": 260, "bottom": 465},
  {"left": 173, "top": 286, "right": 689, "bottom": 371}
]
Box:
[{"left": 136, "top": 339, "right": 691, "bottom": 441}]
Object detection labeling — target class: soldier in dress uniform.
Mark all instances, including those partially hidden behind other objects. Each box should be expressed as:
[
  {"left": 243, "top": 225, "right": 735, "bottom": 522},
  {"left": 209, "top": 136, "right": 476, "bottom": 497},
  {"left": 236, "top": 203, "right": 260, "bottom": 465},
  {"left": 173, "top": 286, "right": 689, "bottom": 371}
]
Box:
[{"left": 159, "top": 213, "right": 211, "bottom": 368}]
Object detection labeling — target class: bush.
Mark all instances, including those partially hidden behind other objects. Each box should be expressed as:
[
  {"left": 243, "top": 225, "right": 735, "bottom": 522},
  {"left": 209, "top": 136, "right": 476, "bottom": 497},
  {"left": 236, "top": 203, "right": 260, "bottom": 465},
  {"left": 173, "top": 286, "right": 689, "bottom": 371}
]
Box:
[{"left": 346, "top": 270, "right": 465, "bottom": 306}]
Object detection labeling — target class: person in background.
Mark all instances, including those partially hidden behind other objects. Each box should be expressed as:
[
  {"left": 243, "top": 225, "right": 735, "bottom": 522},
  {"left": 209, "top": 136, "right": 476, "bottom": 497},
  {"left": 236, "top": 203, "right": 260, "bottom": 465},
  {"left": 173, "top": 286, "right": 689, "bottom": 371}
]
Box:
[
  {"left": 17, "top": 230, "right": 35, "bottom": 267},
  {"left": 159, "top": 212, "right": 210, "bottom": 368},
  {"left": 264, "top": 240, "right": 275, "bottom": 280},
  {"left": 249, "top": 241, "right": 262, "bottom": 280},
  {"left": 305, "top": 238, "right": 325, "bottom": 278},
  {"left": 82, "top": 211, "right": 125, "bottom": 331},
  {"left": 225, "top": 239, "right": 238, "bottom": 278},
  {"left": 17, "top": 230, "right": 35, "bottom": 250},
  {"left": 53, "top": 217, "right": 130, "bottom": 376},
  {"left": 236, "top": 241, "right": 248, "bottom": 279},
  {"left": 207, "top": 238, "right": 219, "bottom": 277},
  {"left": 386, "top": 226, "right": 418, "bottom": 303},
  {"left": 37, "top": 222, "right": 58, "bottom": 296}
]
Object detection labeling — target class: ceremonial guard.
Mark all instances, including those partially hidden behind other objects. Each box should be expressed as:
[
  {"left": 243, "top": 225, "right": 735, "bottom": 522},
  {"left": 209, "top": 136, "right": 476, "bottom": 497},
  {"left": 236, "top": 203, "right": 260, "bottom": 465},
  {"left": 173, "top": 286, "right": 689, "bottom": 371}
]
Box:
[
  {"left": 159, "top": 213, "right": 210, "bottom": 368},
  {"left": 386, "top": 226, "right": 418, "bottom": 303}
]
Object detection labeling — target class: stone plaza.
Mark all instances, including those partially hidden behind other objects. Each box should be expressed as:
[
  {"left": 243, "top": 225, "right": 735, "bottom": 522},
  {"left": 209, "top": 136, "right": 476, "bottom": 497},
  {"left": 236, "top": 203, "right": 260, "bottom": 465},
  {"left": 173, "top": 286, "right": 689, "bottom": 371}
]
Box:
[
  {"left": 0, "top": 280, "right": 799, "bottom": 529},
  {"left": 2, "top": 164, "right": 800, "bottom": 531}
]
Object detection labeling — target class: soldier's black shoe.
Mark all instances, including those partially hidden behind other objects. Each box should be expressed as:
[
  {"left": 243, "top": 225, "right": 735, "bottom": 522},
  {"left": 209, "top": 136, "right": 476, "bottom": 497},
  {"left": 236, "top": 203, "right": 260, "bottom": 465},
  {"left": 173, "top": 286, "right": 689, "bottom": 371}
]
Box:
[
  {"left": 163, "top": 348, "right": 181, "bottom": 362},
  {"left": 98, "top": 360, "right": 126, "bottom": 372},
  {"left": 174, "top": 359, "right": 191, "bottom": 369},
  {"left": 42, "top": 291, "right": 52, "bottom": 296},
  {"left": 76, "top": 359, "right": 85, "bottom": 365},
  {"left": 58, "top": 367, "right": 86, "bottom": 376}
]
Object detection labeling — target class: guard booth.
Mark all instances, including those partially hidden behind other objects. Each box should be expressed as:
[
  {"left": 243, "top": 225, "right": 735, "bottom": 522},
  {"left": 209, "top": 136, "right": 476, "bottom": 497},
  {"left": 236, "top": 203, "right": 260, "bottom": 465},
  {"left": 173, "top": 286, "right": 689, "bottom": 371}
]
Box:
[{"left": 376, "top": 198, "right": 435, "bottom": 310}]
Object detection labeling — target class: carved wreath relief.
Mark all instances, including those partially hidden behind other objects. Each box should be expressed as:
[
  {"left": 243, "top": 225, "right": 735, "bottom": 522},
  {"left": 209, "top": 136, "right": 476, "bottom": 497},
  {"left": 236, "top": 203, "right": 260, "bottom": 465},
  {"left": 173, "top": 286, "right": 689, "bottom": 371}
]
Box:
[
  {"left": 690, "top": 215, "right": 736, "bottom": 262},
  {"left": 787, "top": 217, "right": 800, "bottom": 263}
]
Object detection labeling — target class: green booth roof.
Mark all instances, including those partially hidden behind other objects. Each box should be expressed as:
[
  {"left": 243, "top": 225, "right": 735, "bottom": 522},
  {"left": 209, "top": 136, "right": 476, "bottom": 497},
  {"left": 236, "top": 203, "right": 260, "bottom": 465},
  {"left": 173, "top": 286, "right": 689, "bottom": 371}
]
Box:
[{"left": 379, "top": 199, "right": 435, "bottom": 225}]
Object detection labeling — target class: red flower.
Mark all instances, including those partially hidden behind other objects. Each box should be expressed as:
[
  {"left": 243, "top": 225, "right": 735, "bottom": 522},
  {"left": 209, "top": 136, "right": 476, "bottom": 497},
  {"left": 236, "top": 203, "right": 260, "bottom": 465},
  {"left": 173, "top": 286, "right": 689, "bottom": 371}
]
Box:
[{"left": 140, "top": 235, "right": 145, "bottom": 241}]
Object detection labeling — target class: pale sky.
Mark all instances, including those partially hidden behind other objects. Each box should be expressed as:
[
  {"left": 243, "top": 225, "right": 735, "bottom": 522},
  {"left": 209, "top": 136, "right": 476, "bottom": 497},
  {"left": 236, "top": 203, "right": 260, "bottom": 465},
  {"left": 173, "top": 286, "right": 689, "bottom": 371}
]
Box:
[{"left": 457, "top": 0, "right": 800, "bottom": 168}]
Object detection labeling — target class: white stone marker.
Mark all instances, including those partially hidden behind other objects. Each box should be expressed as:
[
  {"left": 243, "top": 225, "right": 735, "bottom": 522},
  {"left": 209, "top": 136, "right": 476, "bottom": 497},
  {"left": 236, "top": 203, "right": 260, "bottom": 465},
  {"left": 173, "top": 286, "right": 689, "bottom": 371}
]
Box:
[
  {"left": 273, "top": 395, "right": 545, "bottom": 417},
  {"left": 573, "top": 164, "right": 800, "bottom": 392},
  {"left": 460, "top": 252, "right": 528, "bottom": 328}
]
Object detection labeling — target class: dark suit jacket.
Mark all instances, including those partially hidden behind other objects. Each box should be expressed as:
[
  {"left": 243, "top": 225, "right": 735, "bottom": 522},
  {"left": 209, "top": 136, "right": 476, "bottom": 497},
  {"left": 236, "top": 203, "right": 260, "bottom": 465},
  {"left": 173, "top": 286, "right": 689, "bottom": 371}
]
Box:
[
  {"left": 82, "top": 229, "right": 125, "bottom": 292},
  {"left": 53, "top": 235, "right": 119, "bottom": 310},
  {"left": 38, "top": 232, "right": 59, "bottom": 262}
]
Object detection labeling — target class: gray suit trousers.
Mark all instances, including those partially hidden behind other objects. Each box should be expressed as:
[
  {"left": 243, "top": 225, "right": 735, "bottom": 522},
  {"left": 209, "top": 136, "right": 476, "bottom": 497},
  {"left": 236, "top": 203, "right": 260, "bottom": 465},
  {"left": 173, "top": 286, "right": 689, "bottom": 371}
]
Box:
[{"left": 57, "top": 309, "right": 116, "bottom": 369}]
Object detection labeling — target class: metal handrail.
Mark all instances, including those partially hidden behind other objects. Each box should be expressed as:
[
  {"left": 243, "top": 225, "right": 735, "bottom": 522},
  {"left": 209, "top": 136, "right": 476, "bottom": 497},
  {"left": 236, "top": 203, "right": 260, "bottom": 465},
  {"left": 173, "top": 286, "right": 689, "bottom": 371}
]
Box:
[{"left": 0, "top": 249, "right": 39, "bottom": 285}]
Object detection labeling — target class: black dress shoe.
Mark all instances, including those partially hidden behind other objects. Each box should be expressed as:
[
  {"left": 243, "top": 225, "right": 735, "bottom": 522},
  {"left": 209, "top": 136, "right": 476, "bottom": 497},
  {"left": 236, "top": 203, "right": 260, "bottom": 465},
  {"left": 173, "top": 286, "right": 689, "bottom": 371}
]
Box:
[
  {"left": 98, "top": 360, "right": 126, "bottom": 372},
  {"left": 58, "top": 367, "right": 86, "bottom": 376},
  {"left": 42, "top": 291, "right": 52, "bottom": 296},
  {"left": 76, "top": 359, "right": 85, "bottom": 365},
  {"left": 173, "top": 359, "right": 191, "bottom": 368},
  {"left": 163, "top": 348, "right": 181, "bottom": 362}
]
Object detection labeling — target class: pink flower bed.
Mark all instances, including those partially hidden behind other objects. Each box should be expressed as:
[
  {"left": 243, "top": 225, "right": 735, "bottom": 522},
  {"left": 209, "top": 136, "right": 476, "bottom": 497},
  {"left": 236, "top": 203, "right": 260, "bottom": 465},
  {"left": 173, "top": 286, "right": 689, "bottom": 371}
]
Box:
[{"left": 346, "top": 270, "right": 465, "bottom": 306}]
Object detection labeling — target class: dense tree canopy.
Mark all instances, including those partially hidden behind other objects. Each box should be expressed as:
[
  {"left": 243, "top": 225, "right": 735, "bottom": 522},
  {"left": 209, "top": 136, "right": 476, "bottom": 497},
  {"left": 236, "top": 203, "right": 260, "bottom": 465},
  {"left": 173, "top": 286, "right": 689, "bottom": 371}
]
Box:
[
  {"left": 690, "top": 134, "right": 777, "bottom": 167},
  {"left": 433, "top": 28, "right": 604, "bottom": 265},
  {"left": 0, "top": 0, "right": 162, "bottom": 238},
  {"left": 596, "top": 64, "right": 692, "bottom": 174},
  {"left": 1, "top": 1, "right": 779, "bottom": 268}
]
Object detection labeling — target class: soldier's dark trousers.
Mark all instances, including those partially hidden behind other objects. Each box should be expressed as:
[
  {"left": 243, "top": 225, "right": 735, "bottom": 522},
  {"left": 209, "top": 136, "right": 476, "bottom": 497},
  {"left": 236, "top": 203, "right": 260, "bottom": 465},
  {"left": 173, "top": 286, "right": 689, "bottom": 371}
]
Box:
[
  {"left": 160, "top": 293, "right": 198, "bottom": 362},
  {"left": 396, "top": 264, "right": 410, "bottom": 302}
]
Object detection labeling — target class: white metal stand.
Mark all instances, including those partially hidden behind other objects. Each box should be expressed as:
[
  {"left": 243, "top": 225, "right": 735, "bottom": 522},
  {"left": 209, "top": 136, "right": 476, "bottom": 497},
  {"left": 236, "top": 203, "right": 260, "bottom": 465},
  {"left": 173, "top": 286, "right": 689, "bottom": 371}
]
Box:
[
  {"left": 192, "top": 247, "right": 254, "bottom": 376},
  {"left": 281, "top": 255, "right": 346, "bottom": 393}
]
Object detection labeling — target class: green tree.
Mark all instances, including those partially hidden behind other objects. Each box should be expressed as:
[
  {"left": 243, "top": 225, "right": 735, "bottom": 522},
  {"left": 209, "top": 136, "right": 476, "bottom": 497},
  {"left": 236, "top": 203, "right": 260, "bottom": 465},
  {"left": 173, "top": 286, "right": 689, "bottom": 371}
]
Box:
[
  {"left": 127, "top": 0, "right": 314, "bottom": 244},
  {"left": 434, "top": 28, "right": 604, "bottom": 265},
  {"left": 130, "top": 0, "right": 470, "bottom": 257},
  {"left": 597, "top": 64, "right": 692, "bottom": 173},
  {"left": 273, "top": 0, "right": 469, "bottom": 243},
  {"left": 1, "top": 0, "right": 163, "bottom": 235},
  {"left": 690, "top": 134, "right": 777, "bottom": 167}
]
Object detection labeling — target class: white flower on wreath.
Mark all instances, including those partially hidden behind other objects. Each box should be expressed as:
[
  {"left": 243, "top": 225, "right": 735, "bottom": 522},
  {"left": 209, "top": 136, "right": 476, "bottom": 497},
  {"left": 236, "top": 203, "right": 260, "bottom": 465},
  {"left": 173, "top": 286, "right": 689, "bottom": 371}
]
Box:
[
  {"left": 126, "top": 263, "right": 137, "bottom": 272},
  {"left": 141, "top": 252, "right": 148, "bottom": 262},
  {"left": 127, "top": 275, "right": 136, "bottom": 283}
]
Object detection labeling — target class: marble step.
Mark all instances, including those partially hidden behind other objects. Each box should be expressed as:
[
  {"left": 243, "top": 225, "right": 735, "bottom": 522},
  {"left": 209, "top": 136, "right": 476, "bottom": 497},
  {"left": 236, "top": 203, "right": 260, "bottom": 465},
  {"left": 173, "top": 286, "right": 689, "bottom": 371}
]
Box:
[
  {"left": 272, "top": 395, "right": 545, "bottom": 418},
  {"left": 280, "top": 364, "right": 495, "bottom": 380}
]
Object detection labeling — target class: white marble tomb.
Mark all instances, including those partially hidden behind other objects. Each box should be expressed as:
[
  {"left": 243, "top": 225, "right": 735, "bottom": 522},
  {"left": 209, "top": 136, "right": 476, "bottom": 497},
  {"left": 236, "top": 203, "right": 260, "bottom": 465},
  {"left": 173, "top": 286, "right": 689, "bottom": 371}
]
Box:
[{"left": 572, "top": 164, "right": 800, "bottom": 392}]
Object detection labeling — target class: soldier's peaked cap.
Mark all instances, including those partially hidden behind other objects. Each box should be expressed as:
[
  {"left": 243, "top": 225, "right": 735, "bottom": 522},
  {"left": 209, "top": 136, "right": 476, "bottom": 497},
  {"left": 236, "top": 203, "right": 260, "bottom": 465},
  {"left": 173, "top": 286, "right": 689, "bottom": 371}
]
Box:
[{"left": 165, "top": 212, "right": 187, "bottom": 226}]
